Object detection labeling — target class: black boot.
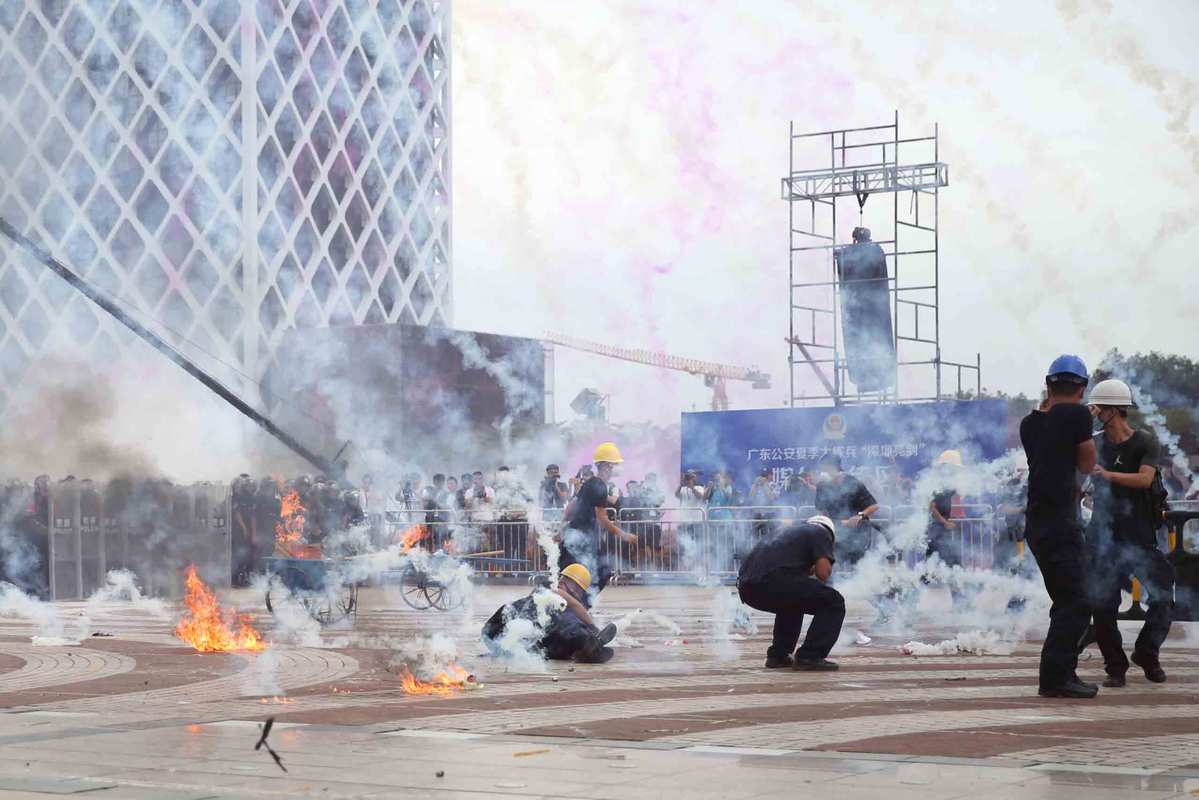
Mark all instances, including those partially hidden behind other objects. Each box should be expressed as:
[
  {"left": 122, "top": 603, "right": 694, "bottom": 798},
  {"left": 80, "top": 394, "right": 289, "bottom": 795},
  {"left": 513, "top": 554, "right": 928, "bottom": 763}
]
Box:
[
  {"left": 1131, "top": 652, "right": 1166, "bottom": 683},
  {"left": 1038, "top": 679, "right": 1099, "bottom": 698}
]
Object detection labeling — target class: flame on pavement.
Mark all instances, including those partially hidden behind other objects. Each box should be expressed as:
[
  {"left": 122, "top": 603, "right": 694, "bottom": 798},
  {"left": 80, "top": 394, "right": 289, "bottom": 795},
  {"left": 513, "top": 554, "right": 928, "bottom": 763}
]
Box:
[
  {"left": 399, "top": 663, "right": 472, "bottom": 696},
  {"left": 174, "top": 565, "right": 264, "bottom": 652}
]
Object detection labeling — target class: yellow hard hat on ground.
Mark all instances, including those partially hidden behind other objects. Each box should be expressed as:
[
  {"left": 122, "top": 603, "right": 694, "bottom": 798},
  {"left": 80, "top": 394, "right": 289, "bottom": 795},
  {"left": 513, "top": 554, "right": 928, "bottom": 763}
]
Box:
[
  {"left": 560, "top": 563, "right": 592, "bottom": 591},
  {"left": 593, "top": 442, "right": 624, "bottom": 464},
  {"left": 935, "top": 449, "right": 963, "bottom": 467}
]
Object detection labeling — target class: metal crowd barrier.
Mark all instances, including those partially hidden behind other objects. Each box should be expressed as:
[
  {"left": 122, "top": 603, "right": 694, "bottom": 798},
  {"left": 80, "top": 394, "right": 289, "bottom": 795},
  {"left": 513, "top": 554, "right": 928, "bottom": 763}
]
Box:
[
  {"left": 48, "top": 482, "right": 231, "bottom": 601},
  {"left": 891, "top": 503, "right": 996, "bottom": 570},
  {"left": 703, "top": 506, "right": 800, "bottom": 581}
]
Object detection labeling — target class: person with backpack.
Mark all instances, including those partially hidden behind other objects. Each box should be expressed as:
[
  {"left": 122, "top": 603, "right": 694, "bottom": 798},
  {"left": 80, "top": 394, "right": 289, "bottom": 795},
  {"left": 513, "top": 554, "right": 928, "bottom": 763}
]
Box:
[{"left": 1084, "top": 378, "right": 1174, "bottom": 686}]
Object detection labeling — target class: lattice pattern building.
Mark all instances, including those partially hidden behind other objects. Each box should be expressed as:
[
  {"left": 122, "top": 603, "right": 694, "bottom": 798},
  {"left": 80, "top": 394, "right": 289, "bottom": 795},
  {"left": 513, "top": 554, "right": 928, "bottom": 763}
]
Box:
[{"left": 0, "top": 0, "right": 451, "bottom": 411}]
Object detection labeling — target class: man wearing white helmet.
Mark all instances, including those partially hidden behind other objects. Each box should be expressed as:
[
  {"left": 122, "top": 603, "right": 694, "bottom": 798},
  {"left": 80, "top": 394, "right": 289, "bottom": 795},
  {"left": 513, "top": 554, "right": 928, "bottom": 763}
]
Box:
[
  {"left": 736, "top": 515, "right": 846, "bottom": 671},
  {"left": 1084, "top": 378, "right": 1173, "bottom": 686}
]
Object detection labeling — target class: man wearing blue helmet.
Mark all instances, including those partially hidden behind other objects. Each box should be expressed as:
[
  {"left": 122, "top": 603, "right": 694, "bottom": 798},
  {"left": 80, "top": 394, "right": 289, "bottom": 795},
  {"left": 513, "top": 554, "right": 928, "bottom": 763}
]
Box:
[{"left": 1020, "top": 355, "right": 1099, "bottom": 698}]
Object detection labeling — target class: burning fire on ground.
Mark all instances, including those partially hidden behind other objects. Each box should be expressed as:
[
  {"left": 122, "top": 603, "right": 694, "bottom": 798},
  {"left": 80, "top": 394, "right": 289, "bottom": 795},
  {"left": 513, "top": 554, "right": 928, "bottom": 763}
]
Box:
[
  {"left": 174, "top": 565, "right": 264, "bottom": 652},
  {"left": 399, "top": 663, "right": 477, "bottom": 697}
]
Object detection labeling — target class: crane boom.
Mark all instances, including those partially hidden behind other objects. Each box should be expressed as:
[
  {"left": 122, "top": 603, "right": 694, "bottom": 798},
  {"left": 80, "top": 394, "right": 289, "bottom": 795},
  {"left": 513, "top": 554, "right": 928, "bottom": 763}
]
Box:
[{"left": 544, "top": 332, "right": 769, "bottom": 386}]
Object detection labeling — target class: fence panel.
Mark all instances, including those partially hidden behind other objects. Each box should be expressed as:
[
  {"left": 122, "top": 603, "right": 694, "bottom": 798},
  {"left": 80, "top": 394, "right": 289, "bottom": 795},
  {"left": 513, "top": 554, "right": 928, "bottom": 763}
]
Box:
[
  {"left": 612, "top": 507, "right": 707, "bottom": 582},
  {"left": 705, "top": 506, "right": 799, "bottom": 581}
]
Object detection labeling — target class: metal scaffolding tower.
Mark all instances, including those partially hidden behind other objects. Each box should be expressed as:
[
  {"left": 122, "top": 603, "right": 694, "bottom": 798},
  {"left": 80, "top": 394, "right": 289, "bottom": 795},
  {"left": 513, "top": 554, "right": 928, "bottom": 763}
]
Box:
[{"left": 783, "top": 112, "right": 981, "bottom": 407}]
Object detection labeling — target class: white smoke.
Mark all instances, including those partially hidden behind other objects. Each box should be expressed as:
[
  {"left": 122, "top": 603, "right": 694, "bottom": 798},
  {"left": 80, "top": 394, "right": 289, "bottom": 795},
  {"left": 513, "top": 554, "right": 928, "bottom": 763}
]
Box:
[
  {"left": 609, "top": 606, "right": 683, "bottom": 649},
  {"left": 394, "top": 632, "right": 465, "bottom": 680},
  {"left": 901, "top": 630, "right": 1016, "bottom": 656},
  {"left": 0, "top": 582, "right": 86, "bottom": 646},
  {"left": 86, "top": 569, "right": 169, "bottom": 619},
  {"left": 241, "top": 647, "right": 282, "bottom": 697},
  {"left": 709, "top": 590, "right": 758, "bottom": 660}
]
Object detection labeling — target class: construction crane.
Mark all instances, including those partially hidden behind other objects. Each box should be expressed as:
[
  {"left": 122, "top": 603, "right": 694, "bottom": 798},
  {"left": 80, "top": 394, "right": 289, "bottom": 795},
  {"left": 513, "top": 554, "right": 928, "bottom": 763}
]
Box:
[{"left": 544, "top": 332, "right": 771, "bottom": 412}]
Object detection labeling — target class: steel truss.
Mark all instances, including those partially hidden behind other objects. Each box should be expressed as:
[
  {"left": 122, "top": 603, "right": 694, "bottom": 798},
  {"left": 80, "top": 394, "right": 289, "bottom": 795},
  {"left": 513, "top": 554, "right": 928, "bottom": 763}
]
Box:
[{"left": 784, "top": 111, "right": 981, "bottom": 407}]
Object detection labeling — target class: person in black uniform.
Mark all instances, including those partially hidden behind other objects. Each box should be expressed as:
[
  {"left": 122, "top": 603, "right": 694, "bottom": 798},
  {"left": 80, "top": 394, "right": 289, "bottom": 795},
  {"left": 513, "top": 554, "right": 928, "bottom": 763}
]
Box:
[
  {"left": 737, "top": 515, "right": 846, "bottom": 671},
  {"left": 482, "top": 563, "right": 618, "bottom": 663},
  {"left": 814, "top": 454, "right": 879, "bottom": 568},
  {"left": 1020, "top": 355, "right": 1099, "bottom": 699},
  {"left": 925, "top": 450, "right": 967, "bottom": 607},
  {"left": 1085, "top": 379, "right": 1173, "bottom": 686},
  {"left": 558, "top": 442, "right": 638, "bottom": 593}
]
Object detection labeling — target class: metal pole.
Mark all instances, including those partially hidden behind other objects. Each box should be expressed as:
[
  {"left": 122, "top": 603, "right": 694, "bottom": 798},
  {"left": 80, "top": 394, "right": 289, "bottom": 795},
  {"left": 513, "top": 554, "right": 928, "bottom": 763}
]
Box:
[
  {"left": 0, "top": 217, "right": 339, "bottom": 478},
  {"left": 830, "top": 131, "right": 840, "bottom": 401},
  {"left": 934, "top": 121, "right": 942, "bottom": 401},
  {"left": 788, "top": 121, "right": 796, "bottom": 408},
  {"left": 892, "top": 110, "right": 900, "bottom": 403}
]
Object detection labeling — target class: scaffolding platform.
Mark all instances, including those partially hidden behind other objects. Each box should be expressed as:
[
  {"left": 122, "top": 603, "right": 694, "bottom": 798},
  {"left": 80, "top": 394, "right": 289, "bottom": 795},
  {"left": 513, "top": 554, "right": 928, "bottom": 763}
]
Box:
[{"left": 783, "top": 112, "right": 980, "bottom": 407}]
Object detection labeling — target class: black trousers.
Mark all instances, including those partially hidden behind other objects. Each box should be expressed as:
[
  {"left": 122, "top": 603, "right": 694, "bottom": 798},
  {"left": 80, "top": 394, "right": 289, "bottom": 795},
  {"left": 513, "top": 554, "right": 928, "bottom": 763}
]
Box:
[
  {"left": 558, "top": 529, "right": 613, "bottom": 592},
  {"left": 1025, "top": 516, "right": 1090, "bottom": 690},
  {"left": 738, "top": 570, "right": 845, "bottom": 660},
  {"left": 483, "top": 607, "right": 606, "bottom": 663},
  {"left": 1089, "top": 539, "right": 1174, "bottom": 675}
]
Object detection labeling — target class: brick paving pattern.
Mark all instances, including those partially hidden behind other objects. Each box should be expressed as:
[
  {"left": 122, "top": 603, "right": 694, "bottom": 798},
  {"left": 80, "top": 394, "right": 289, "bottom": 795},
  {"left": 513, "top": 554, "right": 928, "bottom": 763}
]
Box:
[{"left": 0, "top": 584, "right": 1196, "bottom": 797}]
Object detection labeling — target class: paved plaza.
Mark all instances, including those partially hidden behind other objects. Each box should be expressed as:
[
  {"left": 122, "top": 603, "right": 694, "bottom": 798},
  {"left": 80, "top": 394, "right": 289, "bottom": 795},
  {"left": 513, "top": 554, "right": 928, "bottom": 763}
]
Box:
[{"left": 0, "top": 583, "right": 1196, "bottom": 799}]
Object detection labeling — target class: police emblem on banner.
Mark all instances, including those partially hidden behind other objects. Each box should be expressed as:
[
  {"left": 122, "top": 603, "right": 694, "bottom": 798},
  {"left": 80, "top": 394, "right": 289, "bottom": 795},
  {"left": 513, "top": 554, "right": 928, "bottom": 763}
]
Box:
[{"left": 822, "top": 413, "right": 847, "bottom": 440}]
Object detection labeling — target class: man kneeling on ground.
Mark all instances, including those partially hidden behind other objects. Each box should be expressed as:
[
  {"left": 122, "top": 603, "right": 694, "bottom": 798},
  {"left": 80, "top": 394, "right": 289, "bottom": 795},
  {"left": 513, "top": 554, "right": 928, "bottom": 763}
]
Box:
[
  {"left": 482, "top": 563, "right": 618, "bottom": 664},
  {"left": 737, "top": 515, "right": 846, "bottom": 671}
]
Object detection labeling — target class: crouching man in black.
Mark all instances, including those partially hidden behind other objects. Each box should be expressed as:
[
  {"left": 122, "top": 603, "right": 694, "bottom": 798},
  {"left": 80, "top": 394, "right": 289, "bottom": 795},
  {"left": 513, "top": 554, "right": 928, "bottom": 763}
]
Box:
[
  {"left": 737, "top": 515, "right": 846, "bottom": 671},
  {"left": 482, "top": 563, "right": 618, "bottom": 664}
]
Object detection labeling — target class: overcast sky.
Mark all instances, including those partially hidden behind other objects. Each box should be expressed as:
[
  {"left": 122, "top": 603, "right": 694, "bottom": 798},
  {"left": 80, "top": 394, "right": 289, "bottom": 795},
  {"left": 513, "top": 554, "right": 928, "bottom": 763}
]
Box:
[{"left": 451, "top": 0, "right": 1199, "bottom": 425}]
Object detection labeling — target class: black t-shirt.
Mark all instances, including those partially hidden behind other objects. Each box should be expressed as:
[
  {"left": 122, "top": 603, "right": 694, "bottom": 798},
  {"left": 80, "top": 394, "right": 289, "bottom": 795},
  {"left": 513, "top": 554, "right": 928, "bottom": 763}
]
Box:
[
  {"left": 1091, "top": 429, "right": 1159, "bottom": 544},
  {"left": 930, "top": 488, "right": 955, "bottom": 522},
  {"left": 1020, "top": 404, "right": 1092, "bottom": 520},
  {"left": 738, "top": 523, "right": 836, "bottom": 585},
  {"left": 815, "top": 475, "right": 876, "bottom": 521},
  {"left": 565, "top": 476, "right": 609, "bottom": 535}
]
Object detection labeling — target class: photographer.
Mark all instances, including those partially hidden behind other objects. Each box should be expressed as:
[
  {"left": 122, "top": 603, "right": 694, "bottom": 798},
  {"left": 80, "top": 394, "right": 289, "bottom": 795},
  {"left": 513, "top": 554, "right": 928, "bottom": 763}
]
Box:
[
  {"left": 569, "top": 465, "right": 595, "bottom": 500},
  {"left": 539, "top": 464, "right": 570, "bottom": 517},
  {"left": 669, "top": 470, "right": 707, "bottom": 561},
  {"left": 465, "top": 470, "right": 495, "bottom": 517}
]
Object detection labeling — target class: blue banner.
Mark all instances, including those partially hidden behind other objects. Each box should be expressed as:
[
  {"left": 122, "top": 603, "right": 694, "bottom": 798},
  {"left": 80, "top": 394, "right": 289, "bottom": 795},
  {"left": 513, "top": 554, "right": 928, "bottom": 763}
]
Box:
[{"left": 681, "top": 400, "right": 1009, "bottom": 492}]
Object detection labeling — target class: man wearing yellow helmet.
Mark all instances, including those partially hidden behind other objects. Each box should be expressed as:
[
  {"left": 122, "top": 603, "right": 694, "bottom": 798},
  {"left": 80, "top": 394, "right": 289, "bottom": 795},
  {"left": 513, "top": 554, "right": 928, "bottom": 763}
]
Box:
[
  {"left": 481, "top": 562, "right": 618, "bottom": 663},
  {"left": 559, "top": 442, "right": 638, "bottom": 592}
]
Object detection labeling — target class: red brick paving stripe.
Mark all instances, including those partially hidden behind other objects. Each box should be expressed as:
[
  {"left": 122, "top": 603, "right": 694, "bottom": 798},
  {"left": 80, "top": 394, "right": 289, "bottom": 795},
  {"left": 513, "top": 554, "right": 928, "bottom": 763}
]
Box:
[
  {"left": 504, "top": 683, "right": 1199, "bottom": 742},
  {"left": 0, "top": 640, "right": 240, "bottom": 708},
  {"left": 815, "top": 713, "right": 1199, "bottom": 759},
  {"left": 270, "top": 669, "right": 1199, "bottom": 728}
]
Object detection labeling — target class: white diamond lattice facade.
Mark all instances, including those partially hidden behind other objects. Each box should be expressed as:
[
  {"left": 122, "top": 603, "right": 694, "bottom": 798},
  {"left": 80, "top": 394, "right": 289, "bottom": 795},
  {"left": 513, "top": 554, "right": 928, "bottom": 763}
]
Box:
[{"left": 0, "top": 0, "right": 451, "bottom": 413}]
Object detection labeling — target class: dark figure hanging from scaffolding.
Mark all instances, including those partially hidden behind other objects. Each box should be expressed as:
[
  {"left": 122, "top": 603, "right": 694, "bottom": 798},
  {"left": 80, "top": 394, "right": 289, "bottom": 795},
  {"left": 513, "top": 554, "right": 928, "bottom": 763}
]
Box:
[{"left": 834, "top": 226, "right": 895, "bottom": 393}]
